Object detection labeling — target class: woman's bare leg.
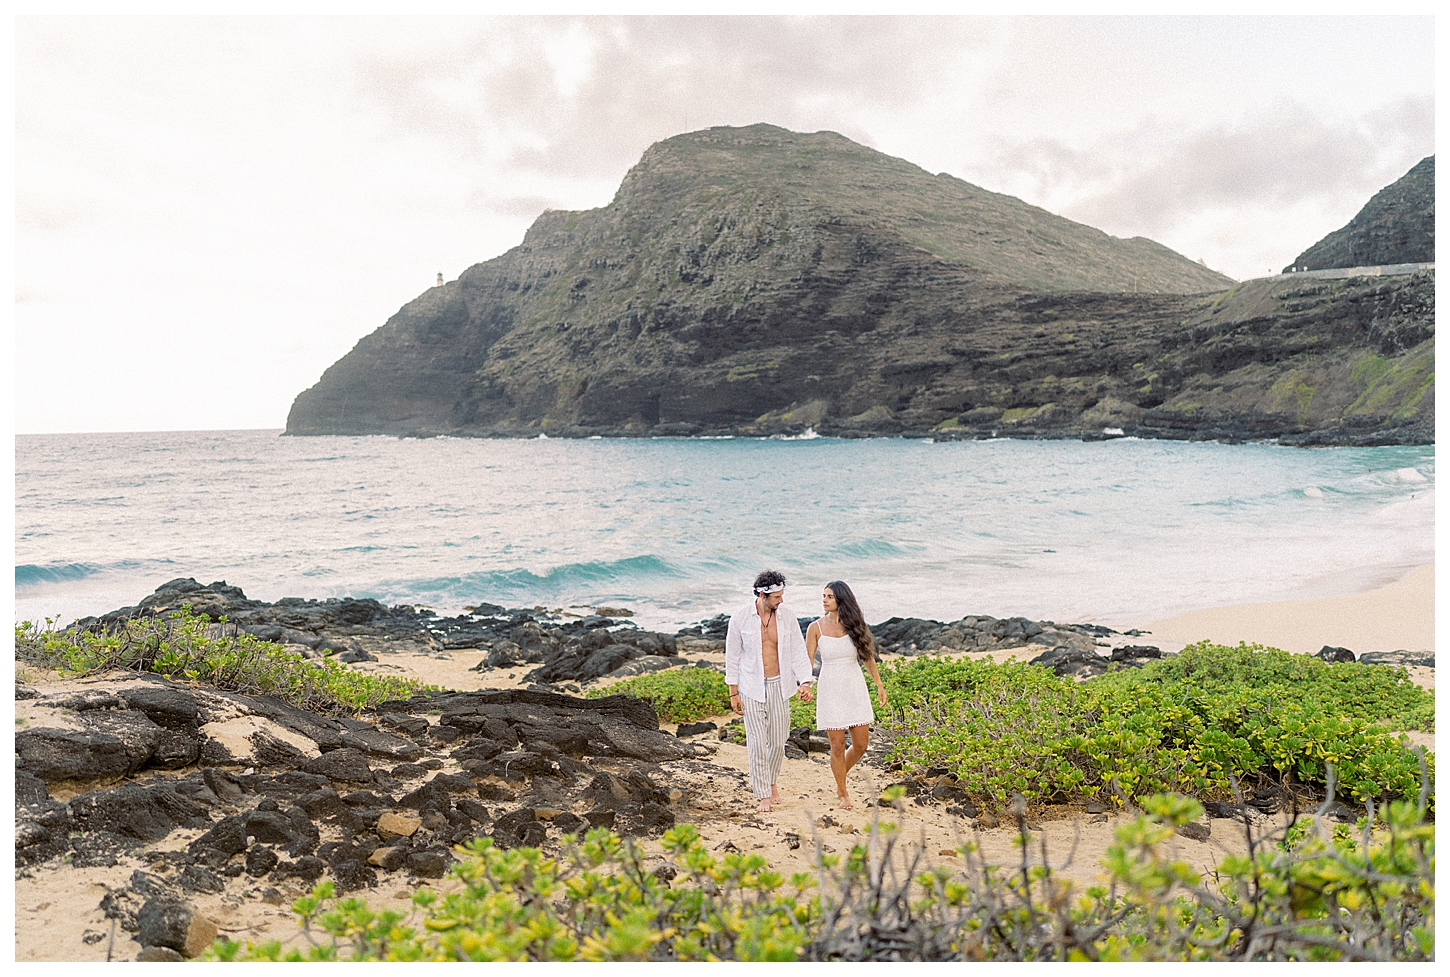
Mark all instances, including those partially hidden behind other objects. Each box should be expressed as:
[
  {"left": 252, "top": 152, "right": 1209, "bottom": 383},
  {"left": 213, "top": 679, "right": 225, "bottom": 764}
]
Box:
[
  {"left": 844, "top": 725, "right": 870, "bottom": 773},
  {"left": 828, "top": 729, "right": 851, "bottom": 808}
]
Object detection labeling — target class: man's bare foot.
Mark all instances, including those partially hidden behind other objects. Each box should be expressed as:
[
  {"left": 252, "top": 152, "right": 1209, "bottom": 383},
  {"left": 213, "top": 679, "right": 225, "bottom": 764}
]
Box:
[
  {"left": 771, "top": 786, "right": 783, "bottom": 803},
  {"left": 756, "top": 798, "right": 774, "bottom": 813}
]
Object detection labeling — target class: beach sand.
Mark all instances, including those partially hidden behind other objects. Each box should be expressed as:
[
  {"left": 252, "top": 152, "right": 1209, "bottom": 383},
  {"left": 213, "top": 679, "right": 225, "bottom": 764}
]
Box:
[
  {"left": 1142, "top": 564, "right": 1434, "bottom": 659},
  {"left": 14, "top": 568, "right": 1436, "bottom": 961}
]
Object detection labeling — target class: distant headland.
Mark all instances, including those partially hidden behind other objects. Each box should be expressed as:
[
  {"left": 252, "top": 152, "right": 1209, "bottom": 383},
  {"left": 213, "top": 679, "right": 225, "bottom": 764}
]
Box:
[{"left": 286, "top": 126, "right": 1432, "bottom": 446}]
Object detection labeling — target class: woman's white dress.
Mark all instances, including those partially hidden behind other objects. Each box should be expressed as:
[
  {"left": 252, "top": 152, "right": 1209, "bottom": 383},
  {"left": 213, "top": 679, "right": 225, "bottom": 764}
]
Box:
[{"left": 815, "top": 632, "right": 874, "bottom": 730}]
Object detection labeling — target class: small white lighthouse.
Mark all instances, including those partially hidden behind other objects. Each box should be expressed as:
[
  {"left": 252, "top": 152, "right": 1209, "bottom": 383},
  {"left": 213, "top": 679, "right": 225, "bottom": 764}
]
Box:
[{"left": 436, "top": 272, "right": 444, "bottom": 287}]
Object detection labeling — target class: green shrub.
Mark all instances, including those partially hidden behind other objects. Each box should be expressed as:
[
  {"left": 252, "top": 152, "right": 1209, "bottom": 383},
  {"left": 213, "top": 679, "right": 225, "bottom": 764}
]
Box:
[
  {"left": 205, "top": 788, "right": 1434, "bottom": 961},
  {"left": 1126, "top": 640, "right": 1434, "bottom": 731},
  {"left": 588, "top": 668, "right": 730, "bottom": 723},
  {"left": 207, "top": 824, "right": 818, "bottom": 961},
  {"left": 882, "top": 642, "right": 1435, "bottom": 810},
  {"left": 14, "top": 610, "right": 423, "bottom": 716}
]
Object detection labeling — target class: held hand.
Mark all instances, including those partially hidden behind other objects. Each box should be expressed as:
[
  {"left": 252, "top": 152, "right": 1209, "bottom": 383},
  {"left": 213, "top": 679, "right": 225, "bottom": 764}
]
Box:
[{"left": 798, "top": 683, "right": 813, "bottom": 704}]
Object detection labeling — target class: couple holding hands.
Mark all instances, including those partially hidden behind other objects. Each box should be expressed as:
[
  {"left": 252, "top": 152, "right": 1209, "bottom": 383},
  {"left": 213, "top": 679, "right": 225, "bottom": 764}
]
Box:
[{"left": 724, "top": 570, "right": 887, "bottom": 813}]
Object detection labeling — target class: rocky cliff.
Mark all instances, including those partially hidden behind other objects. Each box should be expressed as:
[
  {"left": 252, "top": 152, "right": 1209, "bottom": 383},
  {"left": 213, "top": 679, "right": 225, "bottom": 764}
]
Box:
[
  {"left": 287, "top": 125, "right": 1432, "bottom": 445},
  {"left": 1286, "top": 156, "right": 1435, "bottom": 272}
]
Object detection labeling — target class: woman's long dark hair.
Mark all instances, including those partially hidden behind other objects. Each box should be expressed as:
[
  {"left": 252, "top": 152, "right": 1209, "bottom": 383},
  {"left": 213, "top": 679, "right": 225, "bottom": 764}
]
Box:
[{"left": 825, "top": 580, "right": 875, "bottom": 663}]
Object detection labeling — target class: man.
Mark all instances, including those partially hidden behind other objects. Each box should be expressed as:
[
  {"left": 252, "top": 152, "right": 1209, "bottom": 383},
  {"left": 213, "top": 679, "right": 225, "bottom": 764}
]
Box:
[{"left": 725, "top": 569, "right": 814, "bottom": 813}]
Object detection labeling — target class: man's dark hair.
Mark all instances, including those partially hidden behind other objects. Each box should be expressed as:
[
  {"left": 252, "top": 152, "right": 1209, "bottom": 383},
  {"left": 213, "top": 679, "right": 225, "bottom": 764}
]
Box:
[{"left": 752, "top": 569, "right": 786, "bottom": 593}]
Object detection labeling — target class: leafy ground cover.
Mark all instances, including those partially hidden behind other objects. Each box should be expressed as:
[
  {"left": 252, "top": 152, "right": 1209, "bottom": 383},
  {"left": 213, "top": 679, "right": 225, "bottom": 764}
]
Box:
[
  {"left": 882, "top": 642, "right": 1434, "bottom": 811},
  {"left": 206, "top": 787, "right": 1434, "bottom": 961},
  {"left": 588, "top": 668, "right": 731, "bottom": 723},
  {"left": 593, "top": 643, "right": 1432, "bottom": 814},
  {"left": 14, "top": 610, "right": 422, "bottom": 715}
]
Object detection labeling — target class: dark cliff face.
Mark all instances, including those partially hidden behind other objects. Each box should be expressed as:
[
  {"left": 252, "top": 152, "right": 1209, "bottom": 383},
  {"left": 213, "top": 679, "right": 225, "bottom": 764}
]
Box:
[
  {"left": 1286, "top": 157, "right": 1435, "bottom": 272},
  {"left": 287, "top": 125, "right": 1432, "bottom": 445}
]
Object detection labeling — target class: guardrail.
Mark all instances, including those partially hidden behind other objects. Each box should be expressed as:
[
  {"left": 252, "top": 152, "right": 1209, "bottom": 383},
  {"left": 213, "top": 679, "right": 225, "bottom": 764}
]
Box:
[{"left": 1255, "top": 261, "right": 1435, "bottom": 282}]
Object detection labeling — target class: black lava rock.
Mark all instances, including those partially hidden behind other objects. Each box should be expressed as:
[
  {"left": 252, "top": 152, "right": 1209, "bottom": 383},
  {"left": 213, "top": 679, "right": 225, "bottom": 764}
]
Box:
[
  {"left": 331, "top": 858, "right": 377, "bottom": 892},
  {"left": 406, "top": 849, "right": 451, "bottom": 879}
]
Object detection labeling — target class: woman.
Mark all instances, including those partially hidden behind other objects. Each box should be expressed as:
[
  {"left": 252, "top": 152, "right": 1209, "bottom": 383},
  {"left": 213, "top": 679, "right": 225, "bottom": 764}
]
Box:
[{"left": 806, "top": 580, "right": 888, "bottom": 810}]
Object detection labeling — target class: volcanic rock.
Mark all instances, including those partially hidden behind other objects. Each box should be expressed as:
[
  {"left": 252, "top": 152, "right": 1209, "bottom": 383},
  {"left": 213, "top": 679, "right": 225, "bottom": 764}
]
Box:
[
  {"left": 368, "top": 846, "right": 409, "bottom": 870},
  {"left": 605, "top": 655, "right": 689, "bottom": 678},
  {"left": 1028, "top": 646, "right": 1110, "bottom": 681},
  {"left": 189, "top": 817, "right": 249, "bottom": 856},
  {"left": 492, "top": 809, "right": 549, "bottom": 848},
  {"left": 1359, "top": 649, "right": 1435, "bottom": 668},
  {"left": 303, "top": 747, "right": 375, "bottom": 784},
  {"left": 330, "top": 859, "right": 377, "bottom": 892},
  {"left": 68, "top": 783, "right": 210, "bottom": 842},
  {"left": 1177, "top": 821, "right": 1212, "bottom": 841},
  {"left": 16, "top": 711, "right": 164, "bottom": 784},
  {"left": 406, "top": 849, "right": 452, "bottom": 878},
  {"left": 245, "top": 845, "right": 280, "bottom": 877},
  {"left": 1111, "top": 644, "right": 1163, "bottom": 665}
]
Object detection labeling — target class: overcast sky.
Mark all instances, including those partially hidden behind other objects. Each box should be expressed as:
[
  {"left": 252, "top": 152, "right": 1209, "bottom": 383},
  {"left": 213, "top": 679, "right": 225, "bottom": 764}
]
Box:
[{"left": 14, "top": 15, "right": 1435, "bottom": 433}]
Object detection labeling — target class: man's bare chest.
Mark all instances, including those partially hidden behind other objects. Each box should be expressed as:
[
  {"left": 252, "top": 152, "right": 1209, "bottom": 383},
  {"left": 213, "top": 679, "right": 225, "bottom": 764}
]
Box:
[{"left": 757, "top": 612, "right": 778, "bottom": 648}]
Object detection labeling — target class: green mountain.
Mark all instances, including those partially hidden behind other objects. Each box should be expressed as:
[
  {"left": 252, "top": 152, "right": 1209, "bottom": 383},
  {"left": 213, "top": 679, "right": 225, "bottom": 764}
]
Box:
[
  {"left": 1287, "top": 156, "right": 1434, "bottom": 272},
  {"left": 286, "top": 125, "right": 1430, "bottom": 444}
]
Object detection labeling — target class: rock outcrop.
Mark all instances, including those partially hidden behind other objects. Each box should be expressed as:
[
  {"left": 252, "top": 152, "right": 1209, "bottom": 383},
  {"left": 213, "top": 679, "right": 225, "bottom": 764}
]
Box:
[
  {"left": 15, "top": 666, "right": 706, "bottom": 963},
  {"left": 286, "top": 125, "right": 1432, "bottom": 445},
  {"left": 1286, "top": 157, "right": 1434, "bottom": 272},
  {"left": 75, "top": 577, "right": 676, "bottom": 671},
  {"left": 75, "top": 578, "right": 1151, "bottom": 687}
]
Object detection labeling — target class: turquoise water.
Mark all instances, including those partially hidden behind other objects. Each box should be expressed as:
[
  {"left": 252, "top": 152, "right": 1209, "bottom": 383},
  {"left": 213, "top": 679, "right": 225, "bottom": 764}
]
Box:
[{"left": 14, "top": 430, "right": 1434, "bottom": 631}]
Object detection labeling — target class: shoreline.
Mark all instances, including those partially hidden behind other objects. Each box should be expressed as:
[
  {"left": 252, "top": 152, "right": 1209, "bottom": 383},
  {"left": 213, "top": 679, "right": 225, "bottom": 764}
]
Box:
[
  {"left": 273, "top": 425, "right": 1436, "bottom": 447},
  {"left": 1141, "top": 563, "right": 1434, "bottom": 659},
  {"left": 18, "top": 562, "right": 1436, "bottom": 662}
]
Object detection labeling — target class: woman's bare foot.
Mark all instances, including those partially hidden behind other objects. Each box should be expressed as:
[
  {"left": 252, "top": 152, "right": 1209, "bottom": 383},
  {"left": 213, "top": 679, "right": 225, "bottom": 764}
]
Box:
[
  {"left": 837, "top": 793, "right": 853, "bottom": 810},
  {"left": 756, "top": 798, "right": 774, "bottom": 813}
]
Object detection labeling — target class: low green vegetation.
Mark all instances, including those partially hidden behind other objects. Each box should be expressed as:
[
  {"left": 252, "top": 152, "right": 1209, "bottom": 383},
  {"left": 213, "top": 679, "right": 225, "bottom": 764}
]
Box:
[
  {"left": 590, "top": 668, "right": 730, "bottom": 723},
  {"left": 595, "top": 642, "right": 1430, "bottom": 815},
  {"left": 205, "top": 791, "right": 1433, "bottom": 961},
  {"left": 882, "top": 642, "right": 1433, "bottom": 811},
  {"left": 1346, "top": 342, "right": 1435, "bottom": 420},
  {"left": 14, "top": 609, "right": 422, "bottom": 716},
  {"left": 1269, "top": 370, "right": 1315, "bottom": 422}
]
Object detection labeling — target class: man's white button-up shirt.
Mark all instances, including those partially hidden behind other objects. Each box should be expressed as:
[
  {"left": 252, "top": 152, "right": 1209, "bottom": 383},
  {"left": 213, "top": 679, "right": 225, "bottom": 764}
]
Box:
[{"left": 724, "top": 601, "right": 814, "bottom": 704}]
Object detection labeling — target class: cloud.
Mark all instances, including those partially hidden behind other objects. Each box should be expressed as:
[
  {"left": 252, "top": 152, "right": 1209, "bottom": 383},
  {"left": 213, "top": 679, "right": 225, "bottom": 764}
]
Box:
[
  {"left": 976, "top": 95, "right": 1434, "bottom": 240},
  {"left": 12, "top": 15, "right": 1436, "bottom": 429},
  {"left": 350, "top": 16, "right": 1000, "bottom": 181},
  {"left": 471, "top": 193, "right": 558, "bottom": 218},
  {"left": 15, "top": 196, "right": 103, "bottom": 232}
]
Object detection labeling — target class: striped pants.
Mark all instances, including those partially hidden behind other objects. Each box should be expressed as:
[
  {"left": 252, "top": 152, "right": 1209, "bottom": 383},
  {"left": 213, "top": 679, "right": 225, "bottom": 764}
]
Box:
[{"left": 743, "top": 676, "right": 791, "bottom": 799}]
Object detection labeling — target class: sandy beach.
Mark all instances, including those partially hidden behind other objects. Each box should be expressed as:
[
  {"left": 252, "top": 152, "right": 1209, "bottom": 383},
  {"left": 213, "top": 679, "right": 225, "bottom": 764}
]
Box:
[{"left": 1143, "top": 564, "right": 1434, "bottom": 659}]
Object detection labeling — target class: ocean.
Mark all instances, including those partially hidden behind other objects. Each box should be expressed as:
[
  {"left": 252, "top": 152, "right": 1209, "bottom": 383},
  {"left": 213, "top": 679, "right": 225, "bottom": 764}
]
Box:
[{"left": 14, "top": 430, "right": 1434, "bottom": 633}]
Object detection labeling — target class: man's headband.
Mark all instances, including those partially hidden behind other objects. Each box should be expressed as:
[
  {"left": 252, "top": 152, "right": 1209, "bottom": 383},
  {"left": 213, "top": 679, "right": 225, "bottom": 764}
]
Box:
[{"left": 754, "top": 583, "right": 784, "bottom": 595}]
